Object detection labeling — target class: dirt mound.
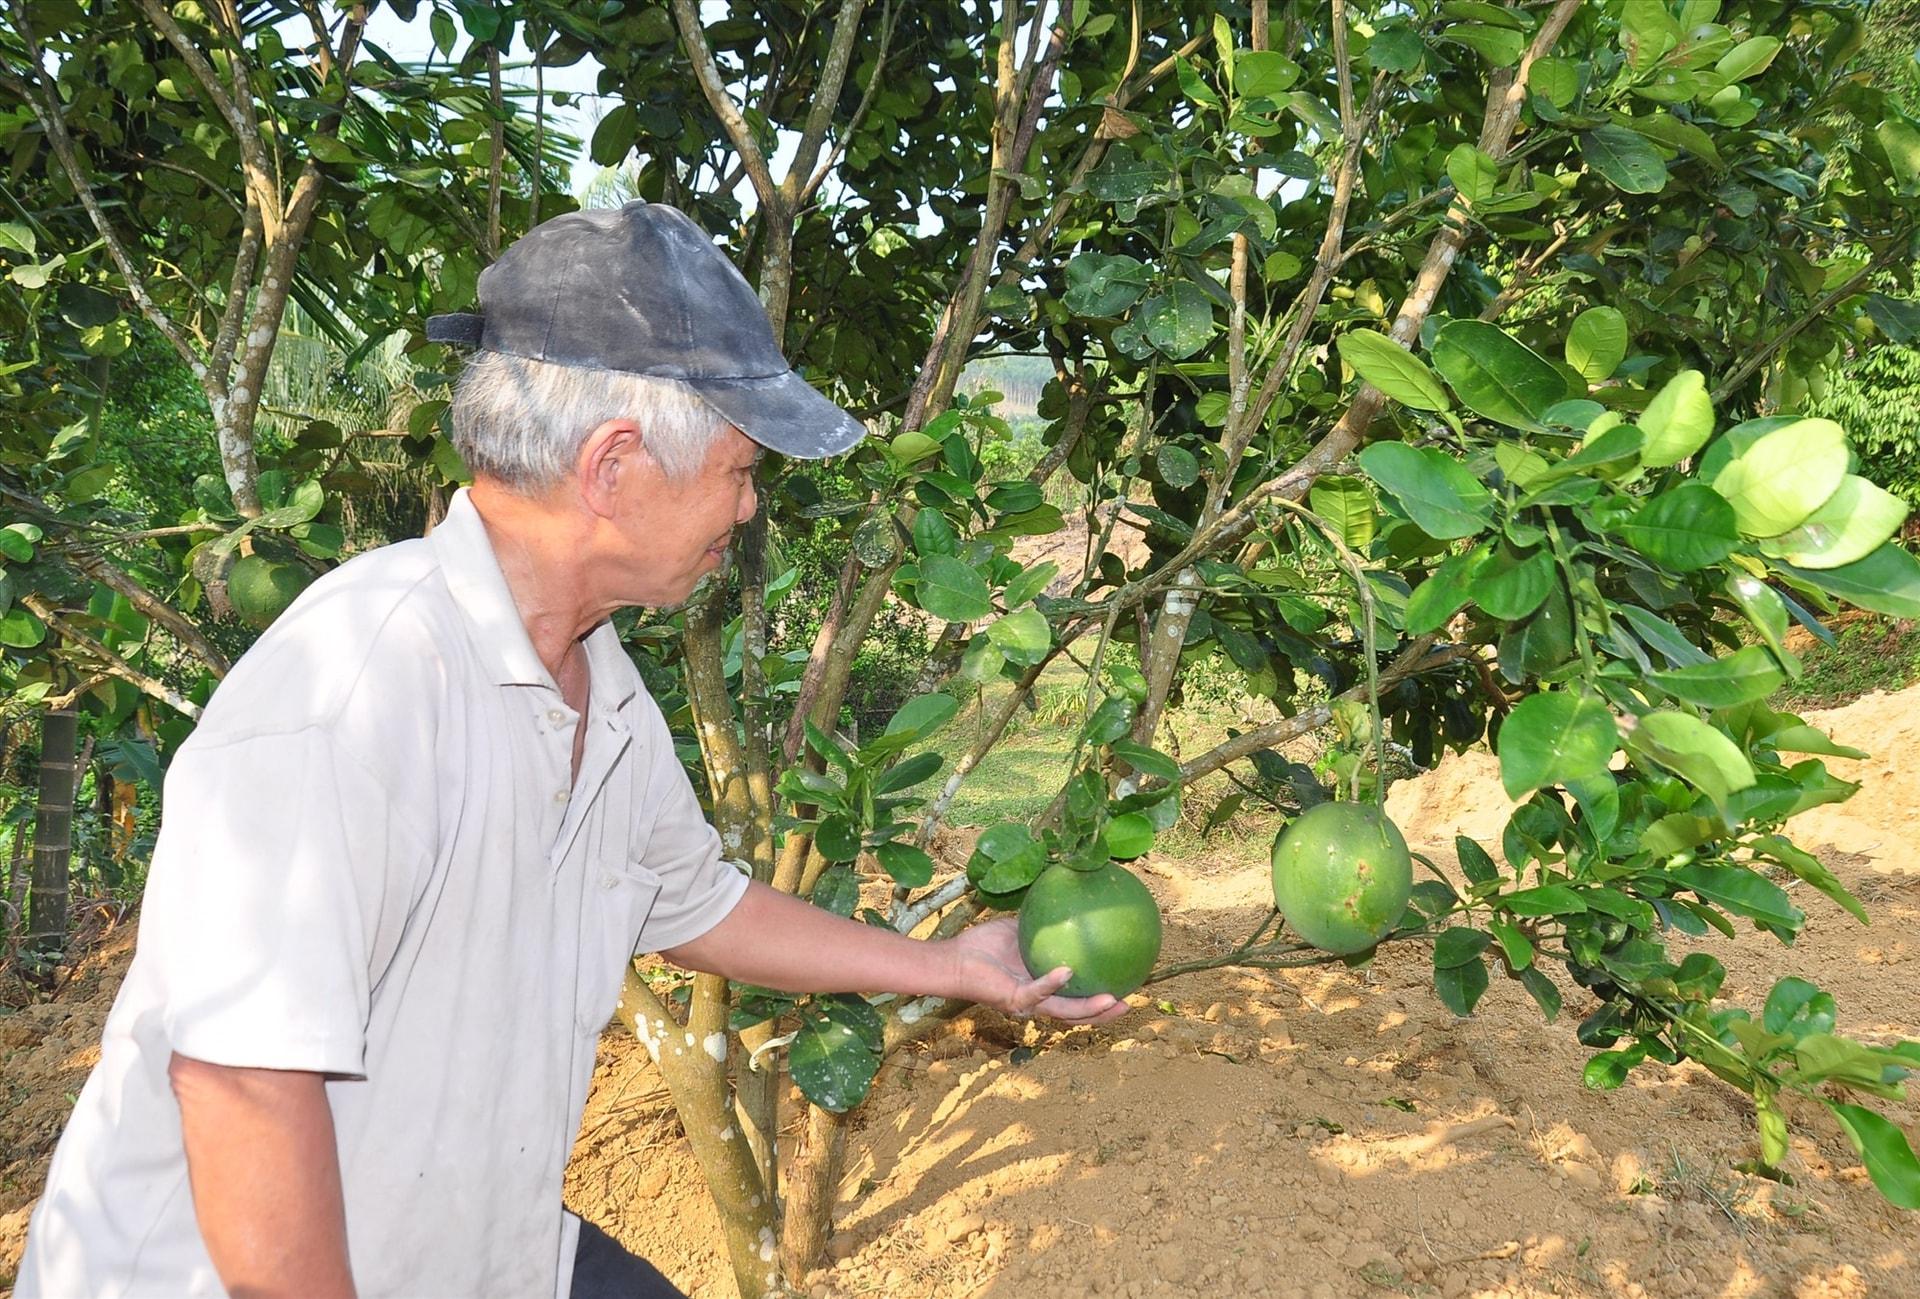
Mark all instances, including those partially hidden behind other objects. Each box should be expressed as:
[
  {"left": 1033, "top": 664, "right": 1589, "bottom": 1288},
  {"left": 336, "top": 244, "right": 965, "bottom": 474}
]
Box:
[{"left": 6, "top": 690, "right": 1920, "bottom": 1298}]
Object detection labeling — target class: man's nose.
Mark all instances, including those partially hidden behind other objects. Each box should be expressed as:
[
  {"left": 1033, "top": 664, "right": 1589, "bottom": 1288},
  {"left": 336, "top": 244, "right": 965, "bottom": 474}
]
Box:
[{"left": 737, "top": 478, "right": 758, "bottom": 523}]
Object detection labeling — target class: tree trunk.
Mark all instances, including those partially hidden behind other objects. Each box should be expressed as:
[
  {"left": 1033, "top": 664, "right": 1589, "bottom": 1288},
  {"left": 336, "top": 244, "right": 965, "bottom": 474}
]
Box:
[
  {"left": 6, "top": 822, "right": 31, "bottom": 946},
  {"left": 778, "top": 1103, "right": 847, "bottom": 1276},
  {"left": 26, "top": 707, "right": 78, "bottom": 955}
]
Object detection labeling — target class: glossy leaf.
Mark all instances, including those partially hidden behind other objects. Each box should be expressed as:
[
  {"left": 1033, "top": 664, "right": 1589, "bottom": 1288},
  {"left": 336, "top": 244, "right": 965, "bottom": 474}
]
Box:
[
  {"left": 1337, "top": 330, "right": 1450, "bottom": 411},
  {"left": 1828, "top": 1103, "right": 1920, "bottom": 1210},
  {"left": 1779, "top": 544, "right": 1920, "bottom": 620},
  {"left": 1616, "top": 485, "right": 1738, "bottom": 571},
  {"left": 1626, "top": 712, "right": 1756, "bottom": 813},
  {"left": 1638, "top": 370, "right": 1714, "bottom": 467},
  {"left": 1647, "top": 646, "right": 1786, "bottom": 709},
  {"left": 790, "top": 1009, "right": 880, "bottom": 1114},
  {"left": 1357, "top": 442, "right": 1494, "bottom": 540},
  {"left": 916, "top": 555, "right": 993, "bottom": 622},
  {"left": 1581, "top": 125, "right": 1668, "bottom": 193},
  {"left": 1757, "top": 476, "right": 1908, "bottom": 570},
  {"left": 1498, "top": 691, "right": 1619, "bottom": 799},
  {"left": 1564, "top": 307, "right": 1627, "bottom": 383},
  {"left": 1430, "top": 320, "right": 1566, "bottom": 429},
  {"left": 1309, "top": 475, "right": 1377, "bottom": 548},
  {"left": 1711, "top": 418, "right": 1848, "bottom": 537}
]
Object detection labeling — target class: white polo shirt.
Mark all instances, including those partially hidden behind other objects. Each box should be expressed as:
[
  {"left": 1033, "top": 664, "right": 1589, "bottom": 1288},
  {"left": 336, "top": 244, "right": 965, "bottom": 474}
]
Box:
[{"left": 16, "top": 489, "right": 748, "bottom": 1299}]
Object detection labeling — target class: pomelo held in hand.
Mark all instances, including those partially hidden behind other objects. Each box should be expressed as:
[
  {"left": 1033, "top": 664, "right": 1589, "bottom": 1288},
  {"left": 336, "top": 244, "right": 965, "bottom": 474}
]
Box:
[
  {"left": 1270, "top": 801, "right": 1413, "bottom": 955},
  {"left": 1017, "top": 859, "right": 1163, "bottom": 998}
]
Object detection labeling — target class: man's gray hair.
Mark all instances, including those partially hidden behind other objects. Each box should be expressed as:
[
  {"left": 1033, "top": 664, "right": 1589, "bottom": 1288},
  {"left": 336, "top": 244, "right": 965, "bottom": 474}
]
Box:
[{"left": 448, "top": 351, "right": 729, "bottom": 490}]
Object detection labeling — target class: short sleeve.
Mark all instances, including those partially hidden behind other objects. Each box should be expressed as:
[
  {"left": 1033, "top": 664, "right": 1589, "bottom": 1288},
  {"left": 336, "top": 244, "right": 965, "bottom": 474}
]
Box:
[
  {"left": 628, "top": 714, "right": 748, "bottom": 954},
  {"left": 141, "top": 728, "right": 427, "bottom": 1076}
]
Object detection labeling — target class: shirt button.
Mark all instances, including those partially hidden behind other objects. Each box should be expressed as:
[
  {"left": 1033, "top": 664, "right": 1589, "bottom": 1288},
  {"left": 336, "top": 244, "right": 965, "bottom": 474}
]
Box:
[
  {"left": 601, "top": 874, "right": 619, "bottom": 890},
  {"left": 547, "top": 709, "right": 566, "bottom": 725},
  {"left": 553, "top": 789, "right": 569, "bottom": 804}
]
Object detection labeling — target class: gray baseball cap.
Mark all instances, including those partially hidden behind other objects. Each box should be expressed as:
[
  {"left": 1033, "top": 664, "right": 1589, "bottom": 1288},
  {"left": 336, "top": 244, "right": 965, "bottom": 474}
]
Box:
[{"left": 426, "top": 201, "right": 866, "bottom": 460}]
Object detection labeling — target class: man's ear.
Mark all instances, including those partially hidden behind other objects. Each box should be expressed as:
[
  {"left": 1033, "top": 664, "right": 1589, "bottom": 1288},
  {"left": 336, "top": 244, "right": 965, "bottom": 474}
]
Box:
[{"left": 576, "top": 418, "right": 659, "bottom": 518}]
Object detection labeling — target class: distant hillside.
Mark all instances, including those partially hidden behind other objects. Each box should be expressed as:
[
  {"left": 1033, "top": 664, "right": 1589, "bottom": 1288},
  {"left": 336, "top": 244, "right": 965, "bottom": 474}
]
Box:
[{"left": 958, "top": 354, "right": 1051, "bottom": 419}]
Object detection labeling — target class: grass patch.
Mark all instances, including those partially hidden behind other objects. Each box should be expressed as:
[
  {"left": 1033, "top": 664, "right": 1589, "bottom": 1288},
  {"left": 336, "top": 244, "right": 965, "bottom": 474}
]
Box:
[{"left": 1773, "top": 615, "right": 1920, "bottom": 709}]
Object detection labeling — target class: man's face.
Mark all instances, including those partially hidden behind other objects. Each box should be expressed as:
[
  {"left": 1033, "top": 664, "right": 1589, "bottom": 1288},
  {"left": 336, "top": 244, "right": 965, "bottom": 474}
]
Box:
[{"left": 606, "top": 424, "right": 762, "bottom": 606}]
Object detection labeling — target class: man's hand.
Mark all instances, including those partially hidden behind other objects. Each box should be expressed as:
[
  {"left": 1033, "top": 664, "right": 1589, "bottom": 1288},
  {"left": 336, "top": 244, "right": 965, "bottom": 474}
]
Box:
[
  {"left": 666, "top": 883, "right": 1132, "bottom": 1024},
  {"left": 941, "top": 916, "right": 1132, "bottom": 1025}
]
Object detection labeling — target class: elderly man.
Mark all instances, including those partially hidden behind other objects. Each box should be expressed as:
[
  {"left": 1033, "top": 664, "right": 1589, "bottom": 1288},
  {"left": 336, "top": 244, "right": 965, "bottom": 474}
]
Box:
[{"left": 17, "top": 202, "right": 1123, "bottom": 1299}]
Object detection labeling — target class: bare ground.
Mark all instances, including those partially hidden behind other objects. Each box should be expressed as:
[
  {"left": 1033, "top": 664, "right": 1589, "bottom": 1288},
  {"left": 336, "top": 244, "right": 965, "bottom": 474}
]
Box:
[{"left": 5, "top": 688, "right": 1919, "bottom": 1298}]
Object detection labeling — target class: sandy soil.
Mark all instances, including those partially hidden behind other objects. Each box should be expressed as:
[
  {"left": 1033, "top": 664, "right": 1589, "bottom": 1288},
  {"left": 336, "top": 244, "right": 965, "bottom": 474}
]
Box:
[{"left": 5, "top": 689, "right": 1919, "bottom": 1298}]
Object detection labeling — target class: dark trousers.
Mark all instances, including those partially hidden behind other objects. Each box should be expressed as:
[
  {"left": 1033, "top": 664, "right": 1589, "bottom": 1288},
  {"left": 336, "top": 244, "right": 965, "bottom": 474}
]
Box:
[{"left": 571, "top": 1219, "right": 687, "bottom": 1299}]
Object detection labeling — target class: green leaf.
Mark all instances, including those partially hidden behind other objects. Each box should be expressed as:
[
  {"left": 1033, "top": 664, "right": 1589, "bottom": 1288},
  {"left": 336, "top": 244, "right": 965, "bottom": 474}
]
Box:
[
  {"left": 0, "top": 606, "right": 45, "bottom": 648},
  {"left": 916, "top": 555, "right": 993, "bottom": 622},
  {"left": 1763, "top": 976, "right": 1837, "bottom": 1039},
  {"left": 1434, "top": 953, "right": 1491, "bottom": 1015},
  {"left": 1236, "top": 50, "right": 1302, "bottom": 97},
  {"left": 986, "top": 607, "right": 1051, "bottom": 666},
  {"left": 790, "top": 1009, "right": 881, "bottom": 1114},
  {"left": 1405, "top": 547, "right": 1482, "bottom": 636},
  {"left": 1498, "top": 691, "right": 1619, "bottom": 799},
  {"left": 1712, "top": 418, "right": 1849, "bottom": 537},
  {"left": 1002, "top": 560, "right": 1058, "bottom": 608},
  {"left": 1356, "top": 442, "right": 1493, "bottom": 540},
  {"left": 876, "top": 752, "right": 944, "bottom": 795},
  {"left": 1518, "top": 967, "right": 1562, "bottom": 1022},
  {"left": 1309, "top": 475, "right": 1376, "bottom": 549},
  {"left": 1336, "top": 330, "right": 1450, "bottom": 411},
  {"left": 1141, "top": 282, "right": 1216, "bottom": 359},
  {"left": 1082, "top": 693, "right": 1137, "bottom": 745},
  {"left": 1456, "top": 835, "right": 1500, "bottom": 887},
  {"left": 1446, "top": 143, "right": 1500, "bottom": 205},
  {"left": 1500, "top": 884, "right": 1590, "bottom": 917},
  {"left": 1581, "top": 125, "right": 1669, "bottom": 193},
  {"left": 0, "top": 221, "right": 35, "bottom": 255},
  {"left": 1103, "top": 812, "right": 1156, "bottom": 859},
  {"left": 1155, "top": 444, "right": 1200, "bottom": 488},
  {"left": 1779, "top": 544, "right": 1920, "bottom": 619},
  {"left": 1647, "top": 646, "right": 1785, "bottom": 709},
  {"left": 1627, "top": 712, "right": 1756, "bottom": 813},
  {"left": 1110, "top": 739, "right": 1182, "bottom": 784},
  {"left": 1617, "top": 485, "right": 1738, "bottom": 572},
  {"left": 1564, "top": 307, "right": 1627, "bottom": 383},
  {"left": 1584, "top": 1046, "right": 1646, "bottom": 1090},
  {"left": 1471, "top": 546, "right": 1553, "bottom": 621},
  {"left": 1063, "top": 252, "right": 1151, "bottom": 317},
  {"left": 883, "top": 693, "right": 960, "bottom": 744},
  {"left": 1368, "top": 27, "right": 1425, "bottom": 74},
  {"left": 1447, "top": 24, "right": 1524, "bottom": 66},
  {"left": 1669, "top": 863, "right": 1802, "bottom": 932},
  {"left": 1434, "top": 927, "right": 1491, "bottom": 969},
  {"left": 1638, "top": 370, "right": 1714, "bottom": 468},
  {"left": 1430, "top": 320, "right": 1566, "bottom": 430},
  {"left": 1757, "top": 476, "right": 1908, "bottom": 571},
  {"left": 0, "top": 526, "right": 34, "bottom": 563},
  {"left": 1716, "top": 35, "right": 1782, "bottom": 80},
  {"left": 1488, "top": 916, "right": 1534, "bottom": 970},
  {"left": 1752, "top": 835, "right": 1869, "bottom": 925},
  {"left": 1827, "top": 1103, "right": 1920, "bottom": 1209},
  {"left": 816, "top": 815, "right": 863, "bottom": 863},
  {"left": 875, "top": 842, "right": 935, "bottom": 888}
]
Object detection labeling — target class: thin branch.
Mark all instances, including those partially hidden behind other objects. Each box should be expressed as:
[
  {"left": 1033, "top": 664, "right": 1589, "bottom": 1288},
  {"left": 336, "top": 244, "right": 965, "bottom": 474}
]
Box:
[
  {"left": 1711, "top": 241, "right": 1906, "bottom": 403},
  {"left": 800, "top": 0, "right": 899, "bottom": 208},
  {"left": 781, "top": 0, "right": 868, "bottom": 209},
  {"left": 23, "top": 596, "right": 204, "bottom": 720},
  {"left": 66, "top": 550, "right": 232, "bottom": 676},
  {"left": 0, "top": 14, "right": 202, "bottom": 373},
  {"left": 135, "top": 0, "right": 280, "bottom": 233},
  {"left": 671, "top": 0, "right": 778, "bottom": 209},
  {"left": 210, "top": 204, "right": 265, "bottom": 386}
]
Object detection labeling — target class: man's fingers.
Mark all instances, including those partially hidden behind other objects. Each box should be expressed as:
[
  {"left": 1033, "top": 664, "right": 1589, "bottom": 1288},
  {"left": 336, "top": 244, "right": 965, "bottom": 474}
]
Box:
[{"left": 1013, "top": 965, "right": 1075, "bottom": 1013}]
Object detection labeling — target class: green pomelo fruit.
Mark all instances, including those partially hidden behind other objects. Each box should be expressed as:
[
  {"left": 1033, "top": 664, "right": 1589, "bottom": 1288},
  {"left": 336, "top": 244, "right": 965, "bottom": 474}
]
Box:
[
  {"left": 1270, "top": 801, "right": 1413, "bottom": 955},
  {"left": 228, "top": 554, "right": 313, "bottom": 629},
  {"left": 1017, "top": 859, "right": 1163, "bottom": 998}
]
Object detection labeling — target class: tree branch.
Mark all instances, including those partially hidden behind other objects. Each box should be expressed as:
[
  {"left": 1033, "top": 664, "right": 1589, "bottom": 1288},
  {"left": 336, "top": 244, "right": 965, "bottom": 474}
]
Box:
[
  {"left": 0, "top": 12, "right": 202, "bottom": 374},
  {"left": 671, "top": 0, "right": 778, "bottom": 209},
  {"left": 23, "top": 596, "right": 203, "bottom": 720},
  {"left": 799, "top": 0, "right": 899, "bottom": 208},
  {"left": 781, "top": 0, "right": 868, "bottom": 210}
]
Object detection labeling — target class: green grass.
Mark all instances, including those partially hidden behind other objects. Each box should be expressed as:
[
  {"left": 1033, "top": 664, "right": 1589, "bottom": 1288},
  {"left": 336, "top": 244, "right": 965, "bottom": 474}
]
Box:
[{"left": 1773, "top": 615, "right": 1920, "bottom": 709}]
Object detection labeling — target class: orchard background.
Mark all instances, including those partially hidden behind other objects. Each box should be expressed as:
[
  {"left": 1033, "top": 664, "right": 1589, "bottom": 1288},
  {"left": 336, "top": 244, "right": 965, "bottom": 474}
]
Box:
[{"left": 6, "top": 1, "right": 1920, "bottom": 1295}]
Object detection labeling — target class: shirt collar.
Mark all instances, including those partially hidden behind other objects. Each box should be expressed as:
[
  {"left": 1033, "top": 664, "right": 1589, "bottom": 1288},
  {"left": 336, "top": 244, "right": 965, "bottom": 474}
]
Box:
[{"left": 429, "top": 488, "right": 637, "bottom": 712}]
